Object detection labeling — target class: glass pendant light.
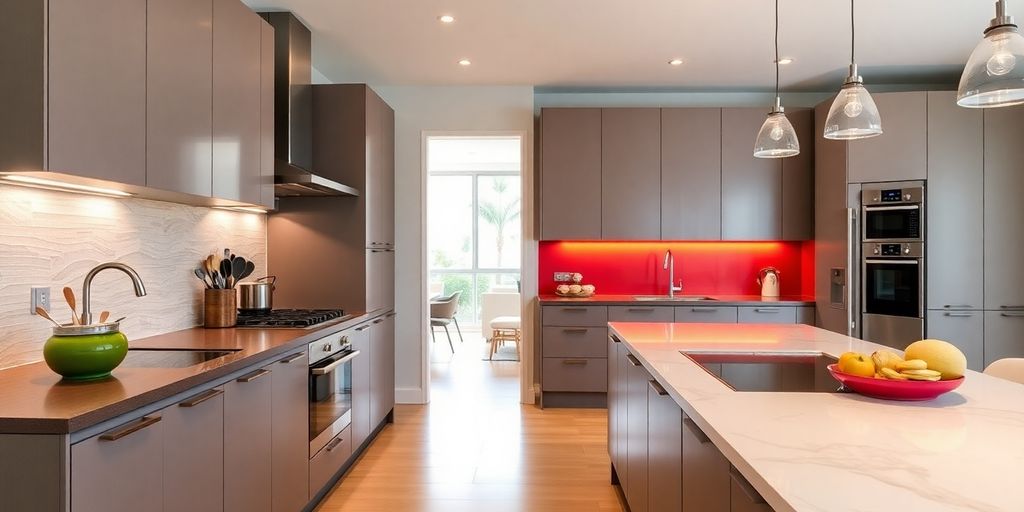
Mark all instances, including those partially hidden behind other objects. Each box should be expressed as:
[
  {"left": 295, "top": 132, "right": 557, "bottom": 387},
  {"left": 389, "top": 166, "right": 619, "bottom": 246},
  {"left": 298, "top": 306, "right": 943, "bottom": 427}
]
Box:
[
  {"left": 753, "top": 0, "right": 800, "bottom": 158},
  {"left": 823, "top": 0, "right": 882, "bottom": 140},
  {"left": 957, "top": 0, "right": 1024, "bottom": 108}
]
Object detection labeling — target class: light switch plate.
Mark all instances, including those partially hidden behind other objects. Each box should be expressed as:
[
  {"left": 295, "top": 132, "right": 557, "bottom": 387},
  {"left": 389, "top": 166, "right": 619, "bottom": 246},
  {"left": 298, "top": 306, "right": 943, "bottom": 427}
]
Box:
[
  {"left": 553, "top": 272, "right": 572, "bottom": 282},
  {"left": 31, "top": 286, "right": 51, "bottom": 314}
]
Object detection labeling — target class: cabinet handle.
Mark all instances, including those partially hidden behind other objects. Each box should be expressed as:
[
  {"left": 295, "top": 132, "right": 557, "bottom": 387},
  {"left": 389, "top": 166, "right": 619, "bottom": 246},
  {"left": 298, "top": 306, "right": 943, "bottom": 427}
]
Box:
[
  {"left": 625, "top": 354, "right": 641, "bottom": 367},
  {"left": 562, "top": 328, "right": 588, "bottom": 334},
  {"left": 729, "top": 465, "right": 768, "bottom": 504},
  {"left": 690, "top": 308, "right": 718, "bottom": 313},
  {"left": 562, "top": 359, "right": 588, "bottom": 365},
  {"left": 237, "top": 368, "right": 271, "bottom": 383},
  {"left": 178, "top": 388, "right": 224, "bottom": 408},
  {"left": 1001, "top": 312, "right": 1024, "bottom": 317},
  {"left": 943, "top": 312, "right": 975, "bottom": 318},
  {"left": 561, "top": 307, "right": 588, "bottom": 312},
  {"left": 99, "top": 416, "right": 162, "bottom": 442},
  {"left": 386, "top": 312, "right": 397, "bottom": 318},
  {"left": 753, "top": 308, "right": 781, "bottom": 314},
  {"left": 325, "top": 436, "right": 345, "bottom": 452},
  {"left": 355, "top": 325, "right": 370, "bottom": 332},
  {"left": 683, "top": 417, "right": 711, "bottom": 444},
  {"left": 627, "top": 307, "right": 655, "bottom": 312},
  {"left": 311, "top": 350, "right": 361, "bottom": 375},
  {"left": 373, "top": 318, "right": 385, "bottom": 325},
  {"left": 610, "top": 335, "right": 622, "bottom": 343},
  {"left": 943, "top": 304, "right": 974, "bottom": 309},
  {"left": 648, "top": 379, "right": 668, "bottom": 396},
  {"left": 1000, "top": 305, "right": 1024, "bottom": 310},
  {"left": 279, "top": 352, "right": 306, "bottom": 364}
]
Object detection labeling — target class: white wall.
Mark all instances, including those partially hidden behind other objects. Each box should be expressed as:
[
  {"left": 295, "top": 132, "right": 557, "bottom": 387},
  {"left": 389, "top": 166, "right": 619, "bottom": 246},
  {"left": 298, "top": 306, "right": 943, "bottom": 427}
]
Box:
[{"left": 371, "top": 86, "right": 535, "bottom": 404}]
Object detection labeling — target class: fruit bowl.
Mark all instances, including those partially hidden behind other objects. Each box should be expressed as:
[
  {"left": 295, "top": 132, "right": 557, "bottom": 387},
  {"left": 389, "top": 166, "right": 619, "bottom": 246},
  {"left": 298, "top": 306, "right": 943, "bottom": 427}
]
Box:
[{"left": 827, "top": 364, "right": 964, "bottom": 401}]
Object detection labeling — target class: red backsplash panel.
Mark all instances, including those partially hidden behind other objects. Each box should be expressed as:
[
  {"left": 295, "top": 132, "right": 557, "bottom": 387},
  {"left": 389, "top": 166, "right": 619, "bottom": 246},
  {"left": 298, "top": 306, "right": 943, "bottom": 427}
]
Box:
[{"left": 539, "top": 241, "right": 815, "bottom": 296}]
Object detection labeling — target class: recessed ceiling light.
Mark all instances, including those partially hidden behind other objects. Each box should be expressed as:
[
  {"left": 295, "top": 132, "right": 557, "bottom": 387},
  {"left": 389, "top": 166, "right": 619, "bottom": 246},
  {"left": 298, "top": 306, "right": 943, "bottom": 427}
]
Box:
[
  {"left": 458, "top": 59, "right": 472, "bottom": 66},
  {"left": 438, "top": 14, "right": 455, "bottom": 23},
  {"left": 776, "top": 58, "right": 794, "bottom": 65},
  {"left": 668, "top": 58, "right": 684, "bottom": 66}
]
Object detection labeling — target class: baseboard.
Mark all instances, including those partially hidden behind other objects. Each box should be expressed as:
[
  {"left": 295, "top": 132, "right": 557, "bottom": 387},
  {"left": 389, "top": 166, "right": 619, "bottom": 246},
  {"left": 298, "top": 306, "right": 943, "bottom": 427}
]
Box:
[{"left": 396, "top": 386, "right": 426, "bottom": 404}]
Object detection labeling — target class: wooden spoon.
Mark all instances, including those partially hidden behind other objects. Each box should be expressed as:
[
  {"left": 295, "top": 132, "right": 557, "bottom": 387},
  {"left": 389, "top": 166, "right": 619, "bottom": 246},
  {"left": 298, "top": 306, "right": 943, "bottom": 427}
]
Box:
[
  {"left": 62, "top": 287, "right": 80, "bottom": 326},
  {"left": 35, "top": 307, "right": 61, "bottom": 327},
  {"left": 99, "top": 311, "right": 110, "bottom": 323}
]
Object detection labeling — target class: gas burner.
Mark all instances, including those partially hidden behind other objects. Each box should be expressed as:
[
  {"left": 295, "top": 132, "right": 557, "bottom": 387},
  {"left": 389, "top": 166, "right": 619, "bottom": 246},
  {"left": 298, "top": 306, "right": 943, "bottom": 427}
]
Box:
[{"left": 236, "top": 309, "right": 348, "bottom": 328}]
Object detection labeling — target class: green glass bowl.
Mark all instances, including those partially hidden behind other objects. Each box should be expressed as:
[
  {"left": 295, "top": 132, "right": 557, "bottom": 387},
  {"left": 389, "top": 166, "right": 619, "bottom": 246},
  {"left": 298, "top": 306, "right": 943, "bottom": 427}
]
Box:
[{"left": 43, "top": 329, "right": 128, "bottom": 381}]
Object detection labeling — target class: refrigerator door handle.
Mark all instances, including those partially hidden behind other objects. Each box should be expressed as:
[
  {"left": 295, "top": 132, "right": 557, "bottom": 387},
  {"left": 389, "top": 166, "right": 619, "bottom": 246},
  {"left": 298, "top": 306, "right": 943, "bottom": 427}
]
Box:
[{"left": 846, "top": 207, "right": 857, "bottom": 337}]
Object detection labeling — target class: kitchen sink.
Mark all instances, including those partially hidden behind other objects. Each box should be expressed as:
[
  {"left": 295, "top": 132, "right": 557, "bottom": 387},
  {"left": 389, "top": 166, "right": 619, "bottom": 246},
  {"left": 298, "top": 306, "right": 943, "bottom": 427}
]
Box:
[
  {"left": 633, "top": 295, "right": 718, "bottom": 302},
  {"left": 682, "top": 352, "right": 845, "bottom": 393},
  {"left": 120, "top": 348, "right": 241, "bottom": 369}
]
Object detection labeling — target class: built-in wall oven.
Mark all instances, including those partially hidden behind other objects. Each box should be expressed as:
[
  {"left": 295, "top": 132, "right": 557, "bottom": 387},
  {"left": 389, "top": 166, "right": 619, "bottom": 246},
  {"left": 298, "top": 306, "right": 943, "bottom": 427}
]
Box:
[
  {"left": 862, "top": 185, "right": 924, "bottom": 242},
  {"left": 862, "top": 242, "right": 925, "bottom": 349},
  {"left": 308, "top": 332, "right": 360, "bottom": 457}
]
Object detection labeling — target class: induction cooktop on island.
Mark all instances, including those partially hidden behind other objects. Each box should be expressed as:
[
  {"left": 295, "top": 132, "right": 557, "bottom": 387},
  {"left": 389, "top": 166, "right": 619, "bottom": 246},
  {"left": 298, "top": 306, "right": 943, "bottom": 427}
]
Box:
[{"left": 236, "top": 309, "right": 351, "bottom": 328}]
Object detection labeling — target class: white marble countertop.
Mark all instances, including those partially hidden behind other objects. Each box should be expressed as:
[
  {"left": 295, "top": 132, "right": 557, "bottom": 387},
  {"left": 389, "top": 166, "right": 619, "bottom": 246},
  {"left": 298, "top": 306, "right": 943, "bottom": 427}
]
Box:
[{"left": 608, "top": 322, "right": 1024, "bottom": 512}]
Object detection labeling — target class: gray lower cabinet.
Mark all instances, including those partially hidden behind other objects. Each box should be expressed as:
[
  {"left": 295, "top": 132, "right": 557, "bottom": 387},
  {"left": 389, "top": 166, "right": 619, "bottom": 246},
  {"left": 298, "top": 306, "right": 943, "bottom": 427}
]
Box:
[
  {"left": 625, "top": 351, "right": 650, "bottom": 512},
  {"left": 543, "top": 326, "right": 608, "bottom": 358},
  {"left": 661, "top": 108, "right": 723, "bottom": 240},
  {"left": 542, "top": 305, "right": 608, "bottom": 327},
  {"left": 984, "top": 106, "right": 1024, "bottom": 311},
  {"left": 608, "top": 335, "right": 621, "bottom": 478},
  {"left": 271, "top": 351, "right": 309, "bottom": 512},
  {"left": 609, "top": 306, "right": 674, "bottom": 323},
  {"left": 540, "top": 108, "right": 603, "bottom": 240},
  {"left": 730, "top": 466, "right": 773, "bottom": 512},
  {"left": 722, "top": 108, "right": 783, "bottom": 240},
  {"left": 676, "top": 306, "right": 739, "bottom": 323},
  {"left": 738, "top": 307, "right": 798, "bottom": 324},
  {"left": 984, "top": 311, "right": 1024, "bottom": 367},
  {"left": 926, "top": 310, "right": 984, "bottom": 371},
  {"left": 370, "top": 313, "right": 397, "bottom": 427},
  {"left": 542, "top": 358, "right": 608, "bottom": 392},
  {"left": 846, "top": 91, "right": 928, "bottom": 183},
  {"left": 224, "top": 366, "right": 274, "bottom": 512},
  {"left": 350, "top": 324, "right": 373, "bottom": 449},
  {"left": 647, "top": 379, "right": 682, "bottom": 512},
  {"left": 602, "top": 108, "right": 662, "bottom": 240},
  {"left": 71, "top": 415, "right": 164, "bottom": 512},
  {"left": 682, "top": 414, "right": 731, "bottom": 512},
  {"left": 163, "top": 387, "right": 225, "bottom": 512},
  {"left": 309, "top": 427, "right": 352, "bottom": 498}
]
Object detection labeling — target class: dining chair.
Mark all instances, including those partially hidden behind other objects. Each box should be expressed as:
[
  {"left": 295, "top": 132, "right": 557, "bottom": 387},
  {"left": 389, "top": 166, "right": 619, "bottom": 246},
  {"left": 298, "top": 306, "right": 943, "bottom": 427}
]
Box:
[
  {"left": 429, "top": 291, "right": 463, "bottom": 352},
  {"left": 983, "top": 358, "right": 1024, "bottom": 384}
]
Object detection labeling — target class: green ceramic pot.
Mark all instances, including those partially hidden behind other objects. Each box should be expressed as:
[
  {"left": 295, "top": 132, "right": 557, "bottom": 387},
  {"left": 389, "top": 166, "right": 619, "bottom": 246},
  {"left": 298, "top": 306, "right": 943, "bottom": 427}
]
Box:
[{"left": 43, "top": 329, "right": 128, "bottom": 381}]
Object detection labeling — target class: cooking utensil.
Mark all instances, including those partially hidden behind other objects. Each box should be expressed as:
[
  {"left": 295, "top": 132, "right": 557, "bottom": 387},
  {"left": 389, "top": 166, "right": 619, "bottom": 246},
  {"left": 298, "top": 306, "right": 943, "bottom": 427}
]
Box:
[
  {"left": 231, "top": 257, "right": 246, "bottom": 287},
  {"left": 205, "top": 255, "right": 217, "bottom": 279},
  {"left": 239, "top": 276, "right": 276, "bottom": 311},
  {"left": 35, "top": 307, "right": 62, "bottom": 327},
  {"left": 240, "top": 261, "right": 256, "bottom": 280},
  {"left": 113, "top": 316, "right": 127, "bottom": 323},
  {"left": 224, "top": 248, "right": 230, "bottom": 260},
  {"left": 194, "top": 267, "right": 211, "bottom": 288},
  {"left": 63, "top": 287, "right": 80, "bottom": 325},
  {"left": 99, "top": 311, "right": 110, "bottom": 323}
]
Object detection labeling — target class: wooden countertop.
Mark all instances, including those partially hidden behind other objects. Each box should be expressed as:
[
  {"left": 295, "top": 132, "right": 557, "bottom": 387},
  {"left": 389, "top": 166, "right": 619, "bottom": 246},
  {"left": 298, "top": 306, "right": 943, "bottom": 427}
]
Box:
[
  {"left": 0, "top": 310, "right": 387, "bottom": 435},
  {"left": 538, "top": 294, "right": 815, "bottom": 306}
]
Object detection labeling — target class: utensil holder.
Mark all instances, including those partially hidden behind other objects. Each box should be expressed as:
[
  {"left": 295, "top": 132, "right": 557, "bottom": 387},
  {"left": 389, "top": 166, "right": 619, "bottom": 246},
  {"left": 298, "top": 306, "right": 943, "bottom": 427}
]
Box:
[{"left": 204, "top": 288, "right": 237, "bottom": 328}]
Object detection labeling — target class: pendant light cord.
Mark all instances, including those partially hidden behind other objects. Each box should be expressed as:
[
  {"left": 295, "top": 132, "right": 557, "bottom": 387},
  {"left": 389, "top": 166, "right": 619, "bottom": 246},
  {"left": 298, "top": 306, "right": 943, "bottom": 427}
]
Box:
[
  {"left": 774, "top": 0, "right": 780, "bottom": 99},
  {"left": 850, "top": 0, "right": 856, "bottom": 64}
]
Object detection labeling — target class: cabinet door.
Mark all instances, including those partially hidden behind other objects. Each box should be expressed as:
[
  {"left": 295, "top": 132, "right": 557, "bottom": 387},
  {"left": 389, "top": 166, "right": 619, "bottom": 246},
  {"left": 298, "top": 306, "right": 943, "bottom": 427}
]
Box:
[
  {"left": 661, "top": 108, "right": 722, "bottom": 240},
  {"left": 71, "top": 415, "right": 164, "bottom": 512},
  {"left": 272, "top": 352, "right": 309, "bottom": 512},
  {"left": 928, "top": 91, "right": 984, "bottom": 310},
  {"left": 382, "top": 248, "right": 396, "bottom": 310},
  {"left": 365, "top": 89, "right": 384, "bottom": 246},
  {"left": 542, "top": 326, "right": 608, "bottom": 358},
  {"left": 984, "top": 106, "right": 1024, "bottom": 310},
  {"left": 164, "top": 388, "right": 225, "bottom": 512},
  {"left": 926, "top": 310, "right": 984, "bottom": 371},
  {"left": 213, "top": 0, "right": 262, "bottom": 204},
  {"left": 682, "top": 414, "right": 730, "bottom": 512},
  {"left": 259, "top": 18, "right": 276, "bottom": 209},
  {"left": 370, "top": 314, "right": 396, "bottom": 427},
  {"left": 647, "top": 379, "right": 682, "bottom": 512},
  {"left": 366, "top": 249, "right": 383, "bottom": 312},
  {"left": 615, "top": 343, "right": 629, "bottom": 487},
  {"left": 675, "top": 306, "right": 739, "bottom": 323},
  {"left": 48, "top": 0, "right": 146, "bottom": 185},
  {"left": 730, "top": 466, "right": 773, "bottom": 512},
  {"left": 224, "top": 366, "right": 273, "bottom": 512},
  {"left": 781, "top": 108, "right": 814, "bottom": 241},
  {"left": 625, "top": 352, "right": 649, "bottom": 512},
  {"left": 608, "top": 335, "right": 620, "bottom": 475},
  {"left": 381, "top": 103, "right": 396, "bottom": 245},
  {"left": 540, "top": 108, "right": 602, "bottom": 240},
  {"left": 722, "top": 108, "right": 782, "bottom": 240},
  {"left": 350, "top": 324, "right": 373, "bottom": 449},
  {"left": 146, "top": 0, "right": 213, "bottom": 196},
  {"left": 602, "top": 108, "right": 662, "bottom": 240},
  {"left": 738, "top": 307, "right": 797, "bottom": 324},
  {"left": 608, "top": 306, "right": 674, "bottom": 323},
  {"left": 985, "top": 311, "right": 1024, "bottom": 367},
  {"left": 847, "top": 91, "right": 927, "bottom": 183}
]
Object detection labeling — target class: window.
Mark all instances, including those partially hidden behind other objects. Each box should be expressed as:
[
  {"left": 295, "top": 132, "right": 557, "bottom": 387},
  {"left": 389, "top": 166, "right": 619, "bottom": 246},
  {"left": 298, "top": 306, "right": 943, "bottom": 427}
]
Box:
[{"left": 427, "top": 137, "right": 522, "bottom": 327}]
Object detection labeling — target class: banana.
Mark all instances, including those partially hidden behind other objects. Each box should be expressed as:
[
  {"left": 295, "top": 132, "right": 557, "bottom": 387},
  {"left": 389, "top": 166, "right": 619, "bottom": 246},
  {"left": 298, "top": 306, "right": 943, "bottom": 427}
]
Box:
[
  {"left": 880, "top": 367, "right": 908, "bottom": 380},
  {"left": 896, "top": 359, "right": 928, "bottom": 371},
  {"left": 872, "top": 350, "right": 905, "bottom": 371},
  {"left": 901, "top": 368, "right": 942, "bottom": 378},
  {"left": 902, "top": 372, "right": 941, "bottom": 382}
]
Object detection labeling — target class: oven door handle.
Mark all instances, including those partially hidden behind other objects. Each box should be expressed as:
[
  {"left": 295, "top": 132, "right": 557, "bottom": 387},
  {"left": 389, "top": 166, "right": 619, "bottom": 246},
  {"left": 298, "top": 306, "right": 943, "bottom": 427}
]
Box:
[
  {"left": 310, "top": 350, "right": 361, "bottom": 375},
  {"left": 864, "top": 259, "right": 920, "bottom": 265},
  {"left": 864, "top": 205, "right": 920, "bottom": 211}
]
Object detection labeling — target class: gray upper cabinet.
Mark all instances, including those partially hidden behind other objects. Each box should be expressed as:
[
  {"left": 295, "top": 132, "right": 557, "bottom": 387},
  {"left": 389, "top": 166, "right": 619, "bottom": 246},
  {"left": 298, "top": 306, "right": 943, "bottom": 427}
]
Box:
[
  {"left": 163, "top": 388, "right": 225, "bottom": 512},
  {"left": 661, "top": 108, "right": 723, "bottom": 240},
  {"left": 146, "top": 0, "right": 214, "bottom": 197},
  {"left": 927, "top": 91, "right": 984, "bottom": 310},
  {"left": 271, "top": 352, "right": 309, "bottom": 512},
  {"left": 364, "top": 90, "right": 384, "bottom": 246},
  {"left": 212, "top": 0, "right": 262, "bottom": 204},
  {"left": 722, "top": 108, "right": 782, "bottom": 240},
  {"left": 224, "top": 367, "right": 273, "bottom": 512},
  {"left": 984, "top": 106, "right": 1024, "bottom": 311},
  {"left": 847, "top": 92, "right": 927, "bottom": 183},
  {"left": 259, "top": 20, "right": 276, "bottom": 209},
  {"left": 47, "top": 0, "right": 147, "bottom": 186},
  {"left": 381, "top": 103, "right": 396, "bottom": 245},
  {"left": 540, "top": 108, "right": 603, "bottom": 240},
  {"left": 71, "top": 414, "right": 165, "bottom": 512},
  {"left": 781, "top": 108, "right": 814, "bottom": 240},
  {"left": 602, "top": 108, "right": 662, "bottom": 240}
]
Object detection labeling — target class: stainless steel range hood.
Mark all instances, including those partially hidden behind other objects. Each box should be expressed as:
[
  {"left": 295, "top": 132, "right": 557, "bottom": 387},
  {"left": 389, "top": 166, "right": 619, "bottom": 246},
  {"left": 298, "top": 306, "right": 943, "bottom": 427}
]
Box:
[{"left": 259, "top": 12, "right": 358, "bottom": 197}]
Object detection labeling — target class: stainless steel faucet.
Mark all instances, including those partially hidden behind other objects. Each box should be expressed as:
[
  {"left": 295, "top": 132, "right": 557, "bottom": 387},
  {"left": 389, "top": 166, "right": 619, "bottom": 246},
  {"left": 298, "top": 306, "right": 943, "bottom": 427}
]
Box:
[
  {"left": 663, "top": 250, "right": 683, "bottom": 298},
  {"left": 81, "top": 262, "right": 147, "bottom": 324}
]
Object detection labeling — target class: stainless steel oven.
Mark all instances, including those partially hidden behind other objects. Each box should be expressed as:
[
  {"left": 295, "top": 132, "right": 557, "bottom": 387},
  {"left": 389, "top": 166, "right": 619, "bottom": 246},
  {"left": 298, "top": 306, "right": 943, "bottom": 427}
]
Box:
[
  {"left": 862, "top": 242, "right": 924, "bottom": 349},
  {"left": 862, "top": 185, "right": 924, "bottom": 242},
  {"left": 308, "top": 332, "right": 360, "bottom": 457}
]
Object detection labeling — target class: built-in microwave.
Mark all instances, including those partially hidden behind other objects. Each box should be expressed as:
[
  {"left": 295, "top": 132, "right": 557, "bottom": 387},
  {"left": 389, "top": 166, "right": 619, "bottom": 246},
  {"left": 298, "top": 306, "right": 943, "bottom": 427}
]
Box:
[{"left": 862, "top": 185, "right": 924, "bottom": 242}]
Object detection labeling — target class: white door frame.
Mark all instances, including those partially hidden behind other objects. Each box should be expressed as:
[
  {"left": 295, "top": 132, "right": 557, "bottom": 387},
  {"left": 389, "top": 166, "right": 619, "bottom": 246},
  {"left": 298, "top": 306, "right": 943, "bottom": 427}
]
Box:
[{"left": 420, "top": 130, "right": 535, "bottom": 404}]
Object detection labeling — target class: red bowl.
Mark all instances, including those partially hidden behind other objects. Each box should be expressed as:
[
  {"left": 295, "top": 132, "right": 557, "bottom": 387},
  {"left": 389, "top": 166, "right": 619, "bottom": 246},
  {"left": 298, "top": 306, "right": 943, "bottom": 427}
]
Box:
[{"left": 827, "top": 364, "right": 964, "bottom": 401}]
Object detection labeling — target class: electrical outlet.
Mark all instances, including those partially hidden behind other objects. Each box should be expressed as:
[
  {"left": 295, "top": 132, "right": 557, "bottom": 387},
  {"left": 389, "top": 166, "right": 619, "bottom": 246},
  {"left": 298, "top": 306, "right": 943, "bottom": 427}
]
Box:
[
  {"left": 553, "top": 272, "right": 572, "bottom": 282},
  {"left": 31, "top": 286, "right": 51, "bottom": 314}
]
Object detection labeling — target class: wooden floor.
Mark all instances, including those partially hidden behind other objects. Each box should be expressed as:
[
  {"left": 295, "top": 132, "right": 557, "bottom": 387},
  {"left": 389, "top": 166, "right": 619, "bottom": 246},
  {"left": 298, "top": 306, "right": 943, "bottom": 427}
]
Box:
[{"left": 316, "top": 332, "right": 624, "bottom": 511}]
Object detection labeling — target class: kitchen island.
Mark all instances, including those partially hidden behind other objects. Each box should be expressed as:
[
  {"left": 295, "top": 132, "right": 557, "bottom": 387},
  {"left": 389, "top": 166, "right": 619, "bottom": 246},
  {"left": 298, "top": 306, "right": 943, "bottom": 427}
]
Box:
[{"left": 609, "top": 322, "right": 1024, "bottom": 512}]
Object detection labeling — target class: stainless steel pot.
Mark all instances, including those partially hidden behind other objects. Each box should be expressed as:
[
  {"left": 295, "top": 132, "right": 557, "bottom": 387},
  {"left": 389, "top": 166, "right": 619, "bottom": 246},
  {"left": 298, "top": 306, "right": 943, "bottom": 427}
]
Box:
[{"left": 238, "top": 276, "right": 276, "bottom": 311}]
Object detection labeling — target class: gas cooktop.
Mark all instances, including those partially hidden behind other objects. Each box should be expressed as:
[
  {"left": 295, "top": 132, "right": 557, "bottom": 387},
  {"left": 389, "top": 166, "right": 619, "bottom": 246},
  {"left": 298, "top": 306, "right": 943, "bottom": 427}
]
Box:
[{"left": 236, "top": 309, "right": 350, "bottom": 328}]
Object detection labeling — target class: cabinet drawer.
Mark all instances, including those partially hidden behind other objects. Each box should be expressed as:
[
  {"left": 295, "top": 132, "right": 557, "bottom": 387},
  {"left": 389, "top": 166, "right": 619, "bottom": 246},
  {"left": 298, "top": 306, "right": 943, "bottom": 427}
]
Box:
[
  {"left": 738, "top": 307, "right": 797, "bottom": 324},
  {"left": 675, "top": 306, "right": 738, "bottom": 323},
  {"left": 608, "top": 306, "right": 674, "bottom": 323},
  {"left": 543, "top": 326, "right": 608, "bottom": 358},
  {"left": 543, "top": 358, "right": 608, "bottom": 392},
  {"left": 542, "top": 305, "right": 608, "bottom": 327},
  {"left": 309, "top": 427, "right": 352, "bottom": 498}
]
